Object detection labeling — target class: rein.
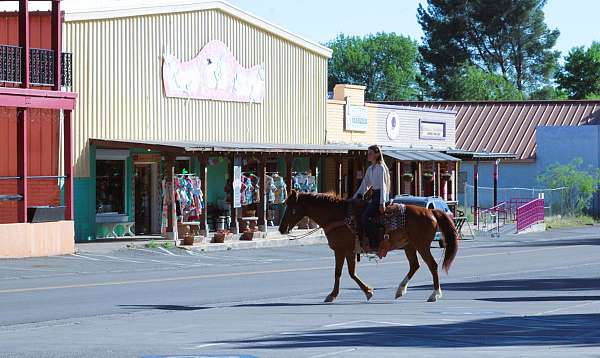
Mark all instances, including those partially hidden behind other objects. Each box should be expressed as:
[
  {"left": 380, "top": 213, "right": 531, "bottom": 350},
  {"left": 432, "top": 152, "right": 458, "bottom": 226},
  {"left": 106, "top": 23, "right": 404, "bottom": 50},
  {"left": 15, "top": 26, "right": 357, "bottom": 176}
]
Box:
[{"left": 286, "top": 227, "right": 321, "bottom": 240}]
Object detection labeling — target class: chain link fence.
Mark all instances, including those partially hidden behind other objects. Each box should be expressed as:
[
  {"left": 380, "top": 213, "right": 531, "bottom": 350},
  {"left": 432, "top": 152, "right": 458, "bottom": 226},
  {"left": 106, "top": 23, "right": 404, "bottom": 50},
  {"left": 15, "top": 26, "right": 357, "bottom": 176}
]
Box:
[{"left": 462, "top": 184, "right": 571, "bottom": 218}]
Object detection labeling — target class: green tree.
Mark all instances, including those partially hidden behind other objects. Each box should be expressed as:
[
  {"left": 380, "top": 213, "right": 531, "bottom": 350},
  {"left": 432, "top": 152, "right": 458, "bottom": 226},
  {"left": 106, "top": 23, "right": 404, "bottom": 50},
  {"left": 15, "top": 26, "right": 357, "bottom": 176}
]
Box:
[
  {"left": 418, "top": 0, "right": 560, "bottom": 99},
  {"left": 326, "top": 33, "right": 420, "bottom": 101},
  {"left": 447, "top": 64, "right": 523, "bottom": 100},
  {"left": 528, "top": 86, "right": 568, "bottom": 100},
  {"left": 537, "top": 158, "right": 600, "bottom": 215},
  {"left": 557, "top": 42, "right": 600, "bottom": 99}
]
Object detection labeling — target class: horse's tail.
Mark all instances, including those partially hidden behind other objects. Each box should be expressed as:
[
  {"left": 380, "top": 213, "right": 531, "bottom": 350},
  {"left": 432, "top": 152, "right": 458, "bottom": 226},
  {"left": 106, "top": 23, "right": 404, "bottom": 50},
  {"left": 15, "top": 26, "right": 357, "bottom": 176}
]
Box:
[{"left": 432, "top": 209, "right": 459, "bottom": 274}]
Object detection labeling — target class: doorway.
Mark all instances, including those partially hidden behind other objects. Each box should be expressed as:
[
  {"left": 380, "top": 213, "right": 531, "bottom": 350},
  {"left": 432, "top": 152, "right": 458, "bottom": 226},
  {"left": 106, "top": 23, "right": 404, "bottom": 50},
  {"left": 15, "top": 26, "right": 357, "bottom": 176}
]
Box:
[{"left": 134, "top": 164, "right": 160, "bottom": 235}]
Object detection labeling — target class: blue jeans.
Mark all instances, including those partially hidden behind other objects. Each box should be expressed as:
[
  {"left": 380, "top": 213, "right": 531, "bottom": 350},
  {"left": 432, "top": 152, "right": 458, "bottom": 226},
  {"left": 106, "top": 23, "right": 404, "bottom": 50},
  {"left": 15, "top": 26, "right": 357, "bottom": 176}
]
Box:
[{"left": 361, "top": 190, "right": 381, "bottom": 246}]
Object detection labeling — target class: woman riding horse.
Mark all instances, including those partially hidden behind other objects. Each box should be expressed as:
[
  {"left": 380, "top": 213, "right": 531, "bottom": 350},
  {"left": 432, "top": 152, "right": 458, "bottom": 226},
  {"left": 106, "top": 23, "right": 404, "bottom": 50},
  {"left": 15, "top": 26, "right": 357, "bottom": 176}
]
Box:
[{"left": 352, "top": 144, "right": 391, "bottom": 252}]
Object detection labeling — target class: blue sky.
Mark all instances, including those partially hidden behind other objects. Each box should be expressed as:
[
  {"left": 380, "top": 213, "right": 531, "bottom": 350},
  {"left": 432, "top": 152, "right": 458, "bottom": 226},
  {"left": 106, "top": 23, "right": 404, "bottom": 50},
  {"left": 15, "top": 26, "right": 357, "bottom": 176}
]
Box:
[
  {"left": 7, "top": 0, "right": 598, "bottom": 57},
  {"left": 227, "top": 0, "right": 600, "bottom": 57}
]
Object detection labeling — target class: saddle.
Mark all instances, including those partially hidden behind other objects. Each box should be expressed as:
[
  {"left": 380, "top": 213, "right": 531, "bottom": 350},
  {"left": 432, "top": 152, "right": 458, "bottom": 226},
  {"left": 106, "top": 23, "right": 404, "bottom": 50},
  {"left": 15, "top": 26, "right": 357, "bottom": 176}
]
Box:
[{"left": 357, "top": 203, "right": 407, "bottom": 258}]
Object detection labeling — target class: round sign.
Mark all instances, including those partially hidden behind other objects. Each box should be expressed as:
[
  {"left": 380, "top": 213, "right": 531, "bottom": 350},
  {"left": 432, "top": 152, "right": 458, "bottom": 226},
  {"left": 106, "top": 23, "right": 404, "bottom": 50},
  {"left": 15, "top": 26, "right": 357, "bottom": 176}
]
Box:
[{"left": 386, "top": 111, "right": 400, "bottom": 139}]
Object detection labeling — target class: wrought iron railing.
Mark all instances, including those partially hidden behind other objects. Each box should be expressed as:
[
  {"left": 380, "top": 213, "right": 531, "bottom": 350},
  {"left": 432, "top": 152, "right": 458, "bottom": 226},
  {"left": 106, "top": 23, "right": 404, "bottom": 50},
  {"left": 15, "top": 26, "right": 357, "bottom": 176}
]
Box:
[
  {"left": 0, "top": 44, "right": 72, "bottom": 87},
  {"left": 0, "top": 45, "right": 22, "bottom": 84}
]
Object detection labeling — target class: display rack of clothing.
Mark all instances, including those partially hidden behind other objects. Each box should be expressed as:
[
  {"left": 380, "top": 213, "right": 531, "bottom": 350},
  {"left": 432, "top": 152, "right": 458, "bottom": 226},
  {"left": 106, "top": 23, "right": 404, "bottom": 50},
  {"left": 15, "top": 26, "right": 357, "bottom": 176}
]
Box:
[
  {"left": 174, "top": 174, "right": 204, "bottom": 222},
  {"left": 240, "top": 172, "right": 260, "bottom": 206},
  {"left": 292, "top": 171, "right": 318, "bottom": 193}
]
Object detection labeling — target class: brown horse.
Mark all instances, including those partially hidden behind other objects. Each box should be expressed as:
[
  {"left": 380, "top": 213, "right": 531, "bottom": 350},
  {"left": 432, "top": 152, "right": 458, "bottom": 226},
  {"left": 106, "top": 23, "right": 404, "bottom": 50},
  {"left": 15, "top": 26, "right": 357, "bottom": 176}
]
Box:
[{"left": 278, "top": 190, "right": 459, "bottom": 303}]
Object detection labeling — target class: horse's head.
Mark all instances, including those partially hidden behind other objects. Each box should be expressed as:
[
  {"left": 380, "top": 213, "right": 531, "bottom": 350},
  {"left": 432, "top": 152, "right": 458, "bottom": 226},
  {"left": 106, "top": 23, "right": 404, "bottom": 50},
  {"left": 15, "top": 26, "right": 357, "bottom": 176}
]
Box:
[{"left": 278, "top": 190, "right": 306, "bottom": 234}]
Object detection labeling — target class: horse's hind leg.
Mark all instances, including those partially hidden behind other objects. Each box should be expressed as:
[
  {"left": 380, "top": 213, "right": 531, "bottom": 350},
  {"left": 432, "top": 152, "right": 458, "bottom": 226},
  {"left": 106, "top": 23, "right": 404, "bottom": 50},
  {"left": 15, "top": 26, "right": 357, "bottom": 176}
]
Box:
[
  {"left": 346, "top": 253, "right": 374, "bottom": 301},
  {"left": 396, "top": 244, "right": 419, "bottom": 299},
  {"left": 325, "top": 250, "right": 345, "bottom": 303},
  {"left": 417, "top": 245, "right": 442, "bottom": 302}
]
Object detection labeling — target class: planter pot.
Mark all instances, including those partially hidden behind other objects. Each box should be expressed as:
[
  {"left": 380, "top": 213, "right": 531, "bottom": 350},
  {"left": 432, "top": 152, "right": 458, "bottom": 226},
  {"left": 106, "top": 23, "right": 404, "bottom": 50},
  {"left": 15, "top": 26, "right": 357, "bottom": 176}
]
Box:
[
  {"left": 402, "top": 175, "right": 413, "bottom": 182},
  {"left": 212, "top": 232, "right": 226, "bottom": 243}
]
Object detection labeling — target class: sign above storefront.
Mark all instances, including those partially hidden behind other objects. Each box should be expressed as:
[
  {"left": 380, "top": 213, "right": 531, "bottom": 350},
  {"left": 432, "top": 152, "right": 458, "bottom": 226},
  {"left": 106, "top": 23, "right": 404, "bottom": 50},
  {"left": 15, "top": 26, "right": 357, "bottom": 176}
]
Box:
[
  {"left": 345, "top": 105, "right": 368, "bottom": 132},
  {"left": 386, "top": 111, "right": 401, "bottom": 139},
  {"left": 419, "top": 120, "right": 446, "bottom": 140},
  {"left": 162, "top": 40, "right": 265, "bottom": 103}
]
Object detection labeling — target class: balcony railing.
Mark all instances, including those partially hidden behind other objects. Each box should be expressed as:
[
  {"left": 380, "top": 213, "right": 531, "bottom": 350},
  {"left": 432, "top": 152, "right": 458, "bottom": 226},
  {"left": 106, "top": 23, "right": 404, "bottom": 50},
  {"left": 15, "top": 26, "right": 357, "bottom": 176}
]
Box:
[{"left": 0, "top": 44, "right": 72, "bottom": 87}]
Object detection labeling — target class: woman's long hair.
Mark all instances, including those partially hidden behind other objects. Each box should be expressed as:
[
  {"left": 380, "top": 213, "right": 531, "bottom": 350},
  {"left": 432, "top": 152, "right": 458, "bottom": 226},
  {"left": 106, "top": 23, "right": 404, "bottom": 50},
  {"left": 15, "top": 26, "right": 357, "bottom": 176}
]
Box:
[{"left": 368, "top": 145, "right": 391, "bottom": 195}]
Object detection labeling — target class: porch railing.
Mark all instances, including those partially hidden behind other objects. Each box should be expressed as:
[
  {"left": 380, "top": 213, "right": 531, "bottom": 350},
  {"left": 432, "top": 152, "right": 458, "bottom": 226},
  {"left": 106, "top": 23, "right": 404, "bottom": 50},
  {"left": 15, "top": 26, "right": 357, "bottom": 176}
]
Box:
[
  {"left": 516, "top": 198, "right": 545, "bottom": 233},
  {"left": 0, "top": 44, "right": 72, "bottom": 87}
]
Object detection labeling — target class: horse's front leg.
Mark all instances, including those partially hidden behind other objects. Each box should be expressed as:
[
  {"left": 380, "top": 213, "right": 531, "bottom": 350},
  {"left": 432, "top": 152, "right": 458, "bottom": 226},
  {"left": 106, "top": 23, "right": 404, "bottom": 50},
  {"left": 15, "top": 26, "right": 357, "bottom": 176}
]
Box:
[
  {"left": 325, "top": 250, "right": 345, "bottom": 302},
  {"left": 346, "top": 252, "right": 374, "bottom": 301}
]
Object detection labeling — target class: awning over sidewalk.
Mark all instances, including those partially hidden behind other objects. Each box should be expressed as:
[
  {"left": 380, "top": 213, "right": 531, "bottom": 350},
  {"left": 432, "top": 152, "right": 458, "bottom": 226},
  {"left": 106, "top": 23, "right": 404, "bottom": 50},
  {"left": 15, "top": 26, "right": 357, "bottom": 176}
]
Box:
[
  {"left": 384, "top": 149, "right": 460, "bottom": 162},
  {"left": 90, "top": 139, "right": 367, "bottom": 155}
]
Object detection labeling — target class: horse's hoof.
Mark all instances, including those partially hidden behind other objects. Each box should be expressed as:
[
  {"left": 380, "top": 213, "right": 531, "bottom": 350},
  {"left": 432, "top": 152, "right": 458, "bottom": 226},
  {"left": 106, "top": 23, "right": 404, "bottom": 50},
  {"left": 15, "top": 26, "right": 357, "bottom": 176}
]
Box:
[
  {"left": 365, "top": 289, "right": 374, "bottom": 301},
  {"left": 395, "top": 287, "right": 407, "bottom": 299},
  {"left": 427, "top": 290, "right": 442, "bottom": 302},
  {"left": 324, "top": 295, "right": 336, "bottom": 303}
]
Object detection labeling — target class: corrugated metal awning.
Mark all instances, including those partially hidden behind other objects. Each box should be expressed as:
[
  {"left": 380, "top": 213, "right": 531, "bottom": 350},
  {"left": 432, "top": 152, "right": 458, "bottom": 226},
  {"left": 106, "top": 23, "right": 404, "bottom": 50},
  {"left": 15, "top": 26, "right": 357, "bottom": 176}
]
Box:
[{"left": 384, "top": 150, "right": 459, "bottom": 162}]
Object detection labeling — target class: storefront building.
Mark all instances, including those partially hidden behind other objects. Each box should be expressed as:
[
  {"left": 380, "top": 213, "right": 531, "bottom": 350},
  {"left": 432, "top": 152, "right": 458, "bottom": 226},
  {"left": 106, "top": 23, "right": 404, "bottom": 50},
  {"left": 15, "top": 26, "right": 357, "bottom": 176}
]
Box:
[
  {"left": 62, "top": 2, "right": 336, "bottom": 241},
  {"left": 326, "top": 84, "right": 460, "bottom": 205}
]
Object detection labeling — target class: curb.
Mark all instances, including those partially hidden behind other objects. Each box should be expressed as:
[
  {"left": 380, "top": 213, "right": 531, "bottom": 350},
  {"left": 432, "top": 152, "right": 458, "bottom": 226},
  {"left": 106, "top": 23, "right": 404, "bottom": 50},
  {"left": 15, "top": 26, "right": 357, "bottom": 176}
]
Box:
[{"left": 179, "top": 235, "right": 328, "bottom": 252}]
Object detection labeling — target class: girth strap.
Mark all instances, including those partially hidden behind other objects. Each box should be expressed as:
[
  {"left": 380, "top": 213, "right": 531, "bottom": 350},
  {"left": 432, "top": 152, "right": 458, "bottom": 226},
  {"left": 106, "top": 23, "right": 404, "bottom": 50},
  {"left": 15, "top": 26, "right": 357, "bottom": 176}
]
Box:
[{"left": 323, "top": 220, "right": 349, "bottom": 236}]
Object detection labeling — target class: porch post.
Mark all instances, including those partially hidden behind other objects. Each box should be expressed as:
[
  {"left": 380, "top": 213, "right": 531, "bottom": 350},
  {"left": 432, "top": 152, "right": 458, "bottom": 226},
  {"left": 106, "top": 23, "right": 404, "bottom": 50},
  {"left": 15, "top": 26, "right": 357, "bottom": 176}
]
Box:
[
  {"left": 493, "top": 159, "right": 499, "bottom": 207},
  {"left": 257, "top": 157, "right": 266, "bottom": 231},
  {"left": 51, "top": 0, "right": 61, "bottom": 91},
  {"left": 436, "top": 162, "right": 441, "bottom": 197},
  {"left": 63, "top": 109, "right": 73, "bottom": 220},
  {"left": 198, "top": 155, "right": 208, "bottom": 236},
  {"left": 229, "top": 155, "right": 239, "bottom": 234},
  {"left": 285, "top": 157, "right": 293, "bottom": 194},
  {"left": 395, "top": 161, "right": 401, "bottom": 196},
  {"left": 16, "top": 108, "right": 28, "bottom": 223},
  {"left": 336, "top": 159, "right": 343, "bottom": 196},
  {"left": 19, "top": 0, "right": 30, "bottom": 88},
  {"left": 474, "top": 160, "right": 479, "bottom": 226},
  {"left": 417, "top": 162, "right": 422, "bottom": 196}
]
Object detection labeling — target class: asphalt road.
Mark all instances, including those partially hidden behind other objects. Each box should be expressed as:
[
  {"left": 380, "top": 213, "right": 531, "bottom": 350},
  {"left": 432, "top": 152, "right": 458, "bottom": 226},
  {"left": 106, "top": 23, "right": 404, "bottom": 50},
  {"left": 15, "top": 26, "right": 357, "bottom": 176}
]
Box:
[{"left": 0, "top": 226, "right": 599, "bottom": 358}]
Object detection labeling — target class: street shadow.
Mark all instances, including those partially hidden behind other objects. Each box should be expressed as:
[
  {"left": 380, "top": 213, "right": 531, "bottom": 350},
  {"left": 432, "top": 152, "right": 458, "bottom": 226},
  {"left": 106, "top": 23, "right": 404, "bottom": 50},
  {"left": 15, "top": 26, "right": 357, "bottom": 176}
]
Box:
[
  {"left": 478, "top": 295, "right": 600, "bottom": 302},
  {"left": 412, "top": 277, "right": 600, "bottom": 292},
  {"left": 217, "top": 313, "right": 600, "bottom": 349},
  {"left": 475, "top": 236, "right": 600, "bottom": 250},
  {"left": 119, "top": 304, "right": 211, "bottom": 311}
]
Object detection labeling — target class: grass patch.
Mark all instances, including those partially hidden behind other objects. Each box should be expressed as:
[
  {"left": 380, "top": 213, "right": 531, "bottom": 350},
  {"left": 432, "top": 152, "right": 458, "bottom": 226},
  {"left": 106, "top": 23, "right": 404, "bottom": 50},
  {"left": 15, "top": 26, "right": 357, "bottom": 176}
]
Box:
[
  {"left": 145, "top": 240, "right": 159, "bottom": 249},
  {"left": 546, "top": 215, "right": 597, "bottom": 229},
  {"left": 161, "top": 241, "right": 175, "bottom": 249}
]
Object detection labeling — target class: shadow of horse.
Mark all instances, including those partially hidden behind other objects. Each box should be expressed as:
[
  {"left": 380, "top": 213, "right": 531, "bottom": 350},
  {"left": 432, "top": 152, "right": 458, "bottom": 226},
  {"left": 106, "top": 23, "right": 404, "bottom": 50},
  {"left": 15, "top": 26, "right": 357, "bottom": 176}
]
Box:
[{"left": 215, "top": 313, "right": 600, "bottom": 349}]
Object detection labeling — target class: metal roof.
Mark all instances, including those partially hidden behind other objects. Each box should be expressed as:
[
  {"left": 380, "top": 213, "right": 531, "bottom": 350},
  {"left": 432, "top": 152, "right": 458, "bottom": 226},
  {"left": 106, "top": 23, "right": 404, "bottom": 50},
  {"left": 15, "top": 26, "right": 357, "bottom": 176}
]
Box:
[
  {"left": 384, "top": 150, "right": 459, "bottom": 162},
  {"left": 374, "top": 100, "right": 600, "bottom": 160},
  {"left": 62, "top": 1, "right": 332, "bottom": 58},
  {"left": 445, "top": 149, "right": 517, "bottom": 160}
]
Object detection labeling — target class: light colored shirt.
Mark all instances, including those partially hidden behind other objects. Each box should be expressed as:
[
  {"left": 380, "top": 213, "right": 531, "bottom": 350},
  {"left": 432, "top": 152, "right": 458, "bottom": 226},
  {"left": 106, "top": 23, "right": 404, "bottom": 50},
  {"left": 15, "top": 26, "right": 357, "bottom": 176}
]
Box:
[{"left": 353, "top": 163, "right": 389, "bottom": 205}]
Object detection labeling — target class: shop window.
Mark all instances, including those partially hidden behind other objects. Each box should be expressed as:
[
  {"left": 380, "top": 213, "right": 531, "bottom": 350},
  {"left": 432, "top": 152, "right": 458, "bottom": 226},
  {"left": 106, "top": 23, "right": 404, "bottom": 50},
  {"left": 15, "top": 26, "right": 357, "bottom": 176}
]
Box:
[
  {"left": 96, "top": 160, "right": 126, "bottom": 214},
  {"left": 175, "top": 159, "right": 190, "bottom": 174}
]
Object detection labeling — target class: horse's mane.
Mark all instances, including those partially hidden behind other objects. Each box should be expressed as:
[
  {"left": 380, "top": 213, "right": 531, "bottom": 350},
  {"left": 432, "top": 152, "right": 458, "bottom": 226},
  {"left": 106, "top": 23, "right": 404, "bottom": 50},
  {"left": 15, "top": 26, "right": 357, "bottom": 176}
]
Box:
[{"left": 297, "top": 191, "right": 346, "bottom": 206}]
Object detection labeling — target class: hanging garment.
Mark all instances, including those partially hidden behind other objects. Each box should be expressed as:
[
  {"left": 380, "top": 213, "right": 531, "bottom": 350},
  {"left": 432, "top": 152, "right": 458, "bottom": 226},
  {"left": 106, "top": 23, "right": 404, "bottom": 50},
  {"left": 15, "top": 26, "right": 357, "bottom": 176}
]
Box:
[
  {"left": 273, "top": 175, "right": 287, "bottom": 204},
  {"left": 266, "top": 175, "right": 277, "bottom": 203}
]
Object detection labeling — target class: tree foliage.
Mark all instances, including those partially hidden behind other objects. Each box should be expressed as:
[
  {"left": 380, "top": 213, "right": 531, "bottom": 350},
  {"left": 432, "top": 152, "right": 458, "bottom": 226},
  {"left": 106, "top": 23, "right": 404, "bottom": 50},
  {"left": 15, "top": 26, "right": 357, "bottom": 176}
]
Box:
[
  {"left": 447, "top": 64, "right": 523, "bottom": 100},
  {"left": 326, "top": 33, "right": 420, "bottom": 101},
  {"left": 537, "top": 158, "right": 600, "bottom": 215},
  {"left": 557, "top": 42, "right": 600, "bottom": 99},
  {"left": 418, "top": 0, "right": 560, "bottom": 99}
]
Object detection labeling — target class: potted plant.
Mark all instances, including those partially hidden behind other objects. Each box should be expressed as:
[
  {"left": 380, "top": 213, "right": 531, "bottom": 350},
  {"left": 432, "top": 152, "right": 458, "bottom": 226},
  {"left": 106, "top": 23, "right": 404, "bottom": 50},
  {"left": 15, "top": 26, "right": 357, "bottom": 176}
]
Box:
[
  {"left": 212, "top": 229, "right": 229, "bottom": 243},
  {"left": 441, "top": 171, "right": 452, "bottom": 180},
  {"left": 402, "top": 172, "right": 414, "bottom": 182},
  {"left": 423, "top": 172, "right": 434, "bottom": 181}
]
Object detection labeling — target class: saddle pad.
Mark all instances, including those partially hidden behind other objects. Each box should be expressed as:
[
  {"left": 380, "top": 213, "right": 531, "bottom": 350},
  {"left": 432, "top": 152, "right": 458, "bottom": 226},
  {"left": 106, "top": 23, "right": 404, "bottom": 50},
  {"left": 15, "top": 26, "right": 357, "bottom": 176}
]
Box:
[{"left": 374, "top": 203, "right": 406, "bottom": 233}]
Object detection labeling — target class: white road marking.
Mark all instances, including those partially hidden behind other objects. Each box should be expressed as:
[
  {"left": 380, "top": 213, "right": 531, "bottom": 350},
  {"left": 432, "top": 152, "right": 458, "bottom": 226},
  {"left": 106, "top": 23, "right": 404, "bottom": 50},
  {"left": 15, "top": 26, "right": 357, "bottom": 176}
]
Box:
[
  {"left": 533, "top": 301, "right": 599, "bottom": 316},
  {"left": 69, "top": 254, "right": 102, "bottom": 261},
  {"left": 184, "top": 342, "right": 225, "bottom": 349},
  {"left": 158, "top": 247, "right": 178, "bottom": 256},
  {"left": 132, "top": 248, "right": 175, "bottom": 256},
  {"left": 307, "top": 348, "right": 358, "bottom": 358},
  {"left": 83, "top": 254, "right": 145, "bottom": 264}
]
